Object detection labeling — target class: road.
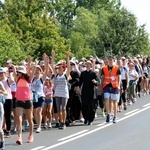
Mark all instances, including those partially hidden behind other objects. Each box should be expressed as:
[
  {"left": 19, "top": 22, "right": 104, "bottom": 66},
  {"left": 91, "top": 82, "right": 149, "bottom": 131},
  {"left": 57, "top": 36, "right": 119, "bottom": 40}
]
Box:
[{"left": 5, "top": 95, "right": 150, "bottom": 150}]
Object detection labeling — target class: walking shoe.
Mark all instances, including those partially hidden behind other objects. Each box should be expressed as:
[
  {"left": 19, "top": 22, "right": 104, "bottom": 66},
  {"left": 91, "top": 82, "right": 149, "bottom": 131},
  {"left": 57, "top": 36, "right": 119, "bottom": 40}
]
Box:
[
  {"left": 36, "top": 128, "right": 41, "bottom": 133},
  {"left": 22, "top": 125, "right": 26, "bottom": 132},
  {"left": 62, "top": 123, "right": 66, "bottom": 130},
  {"left": 48, "top": 123, "right": 52, "bottom": 128},
  {"left": 59, "top": 123, "right": 66, "bottom": 129},
  {"left": 88, "top": 122, "right": 93, "bottom": 126},
  {"left": 124, "top": 104, "right": 127, "bottom": 111},
  {"left": 43, "top": 124, "right": 47, "bottom": 129},
  {"left": 5, "top": 131, "right": 11, "bottom": 138},
  {"left": 55, "top": 122, "right": 60, "bottom": 128},
  {"left": 106, "top": 114, "right": 110, "bottom": 123},
  {"left": 16, "top": 137, "right": 22, "bottom": 145},
  {"left": 0, "top": 141, "right": 5, "bottom": 149},
  {"left": 84, "top": 120, "right": 88, "bottom": 125},
  {"left": 27, "top": 135, "right": 34, "bottom": 143},
  {"left": 80, "top": 118, "right": 84, "bottom": 122},
  {"left": 113, "top": 117, "right": 117, "bottom": 123}
]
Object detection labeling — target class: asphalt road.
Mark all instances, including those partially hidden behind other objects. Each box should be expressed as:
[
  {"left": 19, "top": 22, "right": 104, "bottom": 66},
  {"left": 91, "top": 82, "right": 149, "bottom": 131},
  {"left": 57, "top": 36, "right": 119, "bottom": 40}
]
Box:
[{"left": 5, "top": 94, "right": 150, "bottom": 150}]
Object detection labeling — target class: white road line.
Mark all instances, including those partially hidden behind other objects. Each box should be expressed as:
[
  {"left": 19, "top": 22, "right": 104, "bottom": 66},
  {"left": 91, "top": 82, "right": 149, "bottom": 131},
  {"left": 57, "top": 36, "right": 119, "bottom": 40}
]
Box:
[
  {"left": 58, "top": 130, "right": 89, "bottom": 141},
  {"left": 143, "top": 103, "right": 150, "bottom": 107},
  {"left": 96, "top": 122, "right": 106, "bottom": 127},
  {"left": 41, "top": 105, "right": 150, "bottom": 150},
  {"left": 30, "top": 146, "right": 46, "bottom": 150},
  {"left": 124, "top": 109, "right": 139, "bottom": 115}
]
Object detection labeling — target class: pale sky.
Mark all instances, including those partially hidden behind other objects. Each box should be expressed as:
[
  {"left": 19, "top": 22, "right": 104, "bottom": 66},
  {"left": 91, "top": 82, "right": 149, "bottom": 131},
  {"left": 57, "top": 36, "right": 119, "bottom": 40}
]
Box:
[{"left": 121, "top": 0, "right": 150, "bottom": 34}]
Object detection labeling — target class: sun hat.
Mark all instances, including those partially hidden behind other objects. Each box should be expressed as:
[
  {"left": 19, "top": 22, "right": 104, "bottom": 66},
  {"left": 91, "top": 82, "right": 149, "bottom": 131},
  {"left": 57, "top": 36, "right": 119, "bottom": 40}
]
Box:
[{"left": 17, "top": 66, "right": 27, "bottom": 74}]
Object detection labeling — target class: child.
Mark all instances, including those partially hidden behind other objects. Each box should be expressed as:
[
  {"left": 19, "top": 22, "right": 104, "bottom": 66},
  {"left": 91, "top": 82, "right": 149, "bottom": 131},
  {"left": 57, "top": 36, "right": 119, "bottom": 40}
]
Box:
[
  {"left": 0, "top": 81, "right": 8, "bottom": 149},
  {"left": 43, "top": 77, "right": 53, "bottom": 129}
]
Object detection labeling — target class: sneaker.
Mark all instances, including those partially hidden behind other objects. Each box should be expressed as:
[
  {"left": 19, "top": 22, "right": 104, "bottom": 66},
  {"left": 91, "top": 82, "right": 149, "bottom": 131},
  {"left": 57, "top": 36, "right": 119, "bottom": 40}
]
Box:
[
  {"left": 88, "top": 122, "right": 93, "bottom": 125},
  {"left": 80, "top": 118, "right": 84, "bottom": 122},
  {"left": 0, "top": 141, "right": 5, "bottom": 149},
  {"left": 113, "top": 117, "right": 117, "bottom": 123},
  {"left": 22, "top": 125, "right": 25, "bottom": 132},
  {"left": 12, "top": 128, "right": 17, "bottom": 133},
  {"left": 43, "top": 124, "right": 47, "bottom": 129},
  {"left": 55, "top": 122, "right": 60, "bottom": 128},
  {"left": 5, "top": 131, "right": 11, "bottom": 138},
  {"left": 101, "top": 111, "right": 105, "bottom": 117},
  {"left": 84, "top": 120, "right": 88, "bottom": 125},
  {"left": 25, "top": 121, "right": 29, "bottom": 127},
  {"left": 124, "top": 104, "right": 127, "bottom": 111},
  {"left": 36, "top": 128, "right": 41, "bottom": 133},
  {"left": 16, "top": 137, "right": 22, "bottom": 145},
  {"left": 61, "top": 123, "right": 66, "bottom": 130},
  {"left": 48, "top": 123, "right": 52, "bottom": 128},
  {"left": 106, "top": 115, "right": 110, "bottom": 123},
  {"left": 27, "top": 135, "right": 34, "bottom": 143}
]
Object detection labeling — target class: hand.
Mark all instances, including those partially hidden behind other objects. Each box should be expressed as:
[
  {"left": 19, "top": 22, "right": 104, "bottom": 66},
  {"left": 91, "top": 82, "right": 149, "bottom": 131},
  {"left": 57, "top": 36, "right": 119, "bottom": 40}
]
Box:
[
  {"left": 66, "top": 51, "right": 70, "bottom": 58},
  {"left": 92, "top": 79, "right": 97, "bottom": 84},
  {"left": 35, "top": 58, "right": 39, "bottom": 65},
  {"left": 51, "top": 50, "right": 55, "bottom": 57},
  {"left": 43, "top": 53, "right": 47, "bottom": 59},
  {"left": 28, "top": 55, "right": 32, "bottom": 63}
]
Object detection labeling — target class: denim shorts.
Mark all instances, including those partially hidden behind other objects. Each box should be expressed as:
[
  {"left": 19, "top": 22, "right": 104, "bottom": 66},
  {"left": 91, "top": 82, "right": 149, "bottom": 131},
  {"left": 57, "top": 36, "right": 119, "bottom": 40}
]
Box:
[
  {"left": 33, "top": 97, "right": 45, "bottom": 108},
  {"left": 45, "top": 98, "right": 53, "bottom": 105},
  {"left": 103, "top": 87, "right": 120, "bottom": 101},
  {"left": 16, "top": 100, "right": 33, "bottom": 109}
]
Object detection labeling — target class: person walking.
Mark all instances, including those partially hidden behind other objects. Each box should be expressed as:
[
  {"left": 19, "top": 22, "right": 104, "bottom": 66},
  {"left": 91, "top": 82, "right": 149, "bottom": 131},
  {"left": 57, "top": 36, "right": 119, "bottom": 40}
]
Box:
[
  {"left": 12, "top": 65, "right": 34, "bottom": 145},
  {"left": 0, "top": 81, "right": 8, "bottom": 149},
  {"left": 0, "top": 67, "right": 14, "bottom": 138},
  {"left": 51, "top": 50, "right": 70, "bottom": 129},
  {"left": 77, "top": 60, "right": 99, "bottom": 125},
  {"left": 101, "top": 56, "right": 121, "bottom": 123}
]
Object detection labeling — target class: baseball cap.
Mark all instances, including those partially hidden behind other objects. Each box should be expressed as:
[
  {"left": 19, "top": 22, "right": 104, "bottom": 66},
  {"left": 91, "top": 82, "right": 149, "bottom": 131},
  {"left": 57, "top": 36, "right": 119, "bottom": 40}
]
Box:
[
  {"left": 17, "top": 66, "right": 27, "bottom": 74},
  {"left": 0, "top": 68, "right": 6, "bottom": 73},
  {"left": 40, "top": 61, "right": 45, "bottom": 67},
  {"left": 108, "top": 55, "right": 114, "bottom": 59}
]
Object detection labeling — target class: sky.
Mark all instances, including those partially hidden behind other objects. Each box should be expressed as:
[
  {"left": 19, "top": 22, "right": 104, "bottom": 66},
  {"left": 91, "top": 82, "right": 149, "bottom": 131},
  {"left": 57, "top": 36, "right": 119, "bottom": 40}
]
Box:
[{"left": 121, "top": 0, "right": 150, "bottom": 34}]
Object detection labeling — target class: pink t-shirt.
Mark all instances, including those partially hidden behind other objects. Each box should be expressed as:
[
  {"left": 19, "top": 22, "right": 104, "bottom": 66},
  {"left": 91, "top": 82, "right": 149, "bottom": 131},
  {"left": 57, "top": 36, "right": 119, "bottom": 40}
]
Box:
[
  {"left": 44, "top": 85, "right": 53, "bottom": 98},
  {"left": 16, "top": 78, "right": 32, "bottom": 101}
]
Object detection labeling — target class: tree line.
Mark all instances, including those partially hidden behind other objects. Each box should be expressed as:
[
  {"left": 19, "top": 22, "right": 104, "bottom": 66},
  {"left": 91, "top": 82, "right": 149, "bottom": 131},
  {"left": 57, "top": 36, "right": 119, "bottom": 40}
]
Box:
[{"left": 0, "top": 0, "right": 150, "bottom": 65}]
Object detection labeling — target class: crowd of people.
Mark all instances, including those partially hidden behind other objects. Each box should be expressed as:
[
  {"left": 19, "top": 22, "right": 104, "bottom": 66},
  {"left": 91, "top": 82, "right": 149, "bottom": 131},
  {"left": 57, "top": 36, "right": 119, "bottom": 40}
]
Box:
[{"left": 0, "top": 51, "right": 149, "bottom": 149}]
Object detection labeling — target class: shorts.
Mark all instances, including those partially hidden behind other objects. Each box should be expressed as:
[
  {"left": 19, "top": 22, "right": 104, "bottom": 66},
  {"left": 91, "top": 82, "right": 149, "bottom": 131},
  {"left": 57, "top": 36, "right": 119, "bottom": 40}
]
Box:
[
  {"left": 16, "top": 100, "right": 33, "bottom": 109},
  {"left": 33, "top": 97, "right": 45, "bottom": 108},
  {"left": 45, "top": 98, "right": 53, "bottom": 105},
  {"left": 103, "top": 87, "right": 120, "bottom": 102}
]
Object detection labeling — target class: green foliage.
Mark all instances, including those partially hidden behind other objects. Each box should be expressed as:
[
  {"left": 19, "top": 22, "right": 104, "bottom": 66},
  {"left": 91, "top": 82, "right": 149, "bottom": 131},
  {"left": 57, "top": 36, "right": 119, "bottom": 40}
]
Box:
[{"left": 0, "top": 0, "right": 149, "bottom": 66}]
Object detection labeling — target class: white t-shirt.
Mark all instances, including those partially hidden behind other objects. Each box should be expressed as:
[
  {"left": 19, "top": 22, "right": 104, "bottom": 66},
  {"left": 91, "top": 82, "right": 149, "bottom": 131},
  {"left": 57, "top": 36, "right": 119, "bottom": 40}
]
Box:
[{"left": 129, "top": 70, "right": 138, "bottom": 81}]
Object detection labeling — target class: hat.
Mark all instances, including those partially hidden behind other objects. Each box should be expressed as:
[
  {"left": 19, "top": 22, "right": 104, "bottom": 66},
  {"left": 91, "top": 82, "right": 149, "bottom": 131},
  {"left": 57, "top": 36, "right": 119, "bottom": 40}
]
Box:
[
  {"left": 121, "top": 57, "right": 126, "bottom": 60},
  {"left": 70, "top": 60, "right": 75, "bottom": 65},
  {"left": 0, "top": 68, "right": 6, "bottom": 73},
  {"left": 40, "top": 61, "right": 45, "bottom": 66},
  {"left": 17, "top": 66, "right": 27, "bottom": 74},
  {"left": 85, "top": 60, "right": 92, "bottom": 65},
  {"left": 108, "top": 55, "right": 114, "bottom": 59},
  {"left": 6, "top": 59, "right": 12, "bottom": 64},
  {"left": 56, "top": 60, "right": 66, "bottom": 68},
  {"left": 36, "top": 65, "right": 43, "bottom": 72}
]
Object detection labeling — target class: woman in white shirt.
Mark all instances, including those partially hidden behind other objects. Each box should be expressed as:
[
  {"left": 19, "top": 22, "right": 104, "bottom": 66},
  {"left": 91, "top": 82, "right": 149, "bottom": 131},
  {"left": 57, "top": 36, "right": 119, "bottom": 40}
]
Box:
[{"left": 128, "top": 63, "right": 139, "bottom": 104}]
